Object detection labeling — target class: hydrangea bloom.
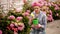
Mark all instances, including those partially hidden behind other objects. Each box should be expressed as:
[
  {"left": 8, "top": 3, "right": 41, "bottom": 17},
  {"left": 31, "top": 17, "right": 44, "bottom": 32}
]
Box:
[
  {"left": 0, "top": 30, "right": 2, "bottom": 34},
  {"left": 16, "top": 17, "right": 23, "bottom": 21},
  {"left": 8, "top": 15, "right": 15, "bottom": 20},
  {"left": 54, "top": 6, "right": 59, "bottom": 10},
  {"left": 16, "top": 8, "right": 21, "bottom": 13},
  {"left": 26, "top": 10, "right": 30, "bottom": 13},
  {"left": 18, "top": 23, "right": 24, "bottom": 31},
  {"left": 10, "top": 23, "right": 14, "bottom": 28}
]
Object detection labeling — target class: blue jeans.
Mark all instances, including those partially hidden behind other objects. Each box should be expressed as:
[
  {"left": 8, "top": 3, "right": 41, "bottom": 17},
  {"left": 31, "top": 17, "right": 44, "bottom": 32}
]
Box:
[{"left": 30, "top": 28, "right": 46, "bottom": 34}]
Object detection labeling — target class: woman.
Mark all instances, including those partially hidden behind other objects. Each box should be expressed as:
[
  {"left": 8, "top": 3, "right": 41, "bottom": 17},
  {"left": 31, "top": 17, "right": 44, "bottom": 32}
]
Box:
[{"left": 29, "top": 2, "right": 47, "bottom": 34}]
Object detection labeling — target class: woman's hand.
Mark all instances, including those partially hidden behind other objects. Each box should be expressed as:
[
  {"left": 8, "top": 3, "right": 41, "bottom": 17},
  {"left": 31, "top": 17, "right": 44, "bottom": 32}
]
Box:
[
  {"left": 36, "top": 24, "right": 42, "bottom": 28},
  {"left": 31, "top": 24, "right": 43, "bottom": 29},
  {"left": 31, "top": 24, "right": 35, "bottom": 28}
]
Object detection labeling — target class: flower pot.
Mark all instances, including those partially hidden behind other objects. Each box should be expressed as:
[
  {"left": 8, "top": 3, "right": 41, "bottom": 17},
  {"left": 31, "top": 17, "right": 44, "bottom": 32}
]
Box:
[{"left": 32, "top": 19, "right": 38, "bottom": 25}]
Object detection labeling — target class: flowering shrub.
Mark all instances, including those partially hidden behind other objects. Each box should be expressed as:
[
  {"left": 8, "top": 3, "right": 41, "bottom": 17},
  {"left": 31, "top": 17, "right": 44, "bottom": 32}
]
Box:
[
  {"left": 0, "top": 9, "right": 31, "bottom": 34},
  {"left": 49, "top": 2, "right": 60, "bottom": 20}
]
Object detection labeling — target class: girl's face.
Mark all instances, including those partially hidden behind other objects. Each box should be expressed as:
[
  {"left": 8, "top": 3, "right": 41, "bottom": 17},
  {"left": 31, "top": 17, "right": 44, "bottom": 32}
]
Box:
[{"left": 34, "top": 6, "right": 40, "bottom": 13}]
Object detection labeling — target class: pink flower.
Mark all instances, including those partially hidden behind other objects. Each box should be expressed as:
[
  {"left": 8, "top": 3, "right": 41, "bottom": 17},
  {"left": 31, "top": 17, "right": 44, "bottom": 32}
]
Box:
[
  {"left": 25, "top": 12, "right": 30, "bottom": 16},
  {"left": 10, "top": 23, "right": 14, "bottom": 28},
  {"left": 14, "top": 28, "right": 18, "bottom": 32},
  {"left": 55, "top": 7, "right": 58, "bottom": 10},
  {"left": 47, "top": 14, "right": 53, "bottom": 21},
  {"left": 23, "top": 0, "right": 27, "bottom": 3},
  {"left": 44, "top": 1, "right": 47, "bottom": 4},
  {"left": 39, "top": 0, "right": 44, "bottom": 2},
  {"left": 40, "top": 3, "right": 44, "bottom": 7},
  {"left": 18, "top": 27, "right": 22, "bottom": 31},
  {"left": 8, "top": 15, "right": 15, "bottom": 20},
  {"left": 18, "top": 27, "right": 24, "bottom": 31},
  {"left": 14, "top": 31, "right": 18, "bottom": 34},
  {"left": 18, "top": 23, "right": 24, "bottom": 31},
  {"left": 23, "top": 12, "right": 29, "bottom": 16},
  {"left": 38, "top": 1, "right": 44, "bottom": 6},
  {"left": 54, "top": 6, "right": 59, "bottom": 10},
  {"left": 56, "top": 13, "right": 59, "bottom": 16},
  {"left": 53, "top": 4, "right": 58, "bottom": 7},
  {"left": 16, "top": 17, "right": 23, "bottom": 21},
  {"left": 12, "top": 27, "right": 15, "bottom": 30},
  {"left": 48, "top": 3, "right": 51, "bottom": 6},
  {"left": 0, "top": 30, "right": 2, "bottom": 34},
  {"left": 43, "top": 1, "right": 48, "bottom": 6},
  {"left": 45, "top": 3, "right": 48, "bottom": 6},
  {"left": 58, "top": 4, "right": 60, "bottom": 6},
  {"left": 16, "top": 8, "right": 21, "bottom": 13},
  {"left": 38, "top": 1, "right": 44, "bottom": 7},
  {"left": 49, "top": 10, "right": 52, "bottom": 15},
  {"left": 26, "top": 10, "right": 30, "bottom": 13},
  {"left": 51, "top": 3, "right": 54, "bottom": 6}
]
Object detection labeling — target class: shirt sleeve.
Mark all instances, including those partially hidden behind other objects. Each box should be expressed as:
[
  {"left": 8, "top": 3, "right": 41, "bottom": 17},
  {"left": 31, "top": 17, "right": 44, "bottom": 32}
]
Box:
[
  {"left": 42, "top": 14, "right": 47, "bottom": 29},
  {"left": 28, "top": 13, "right": 34, "bottom": 25}
]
